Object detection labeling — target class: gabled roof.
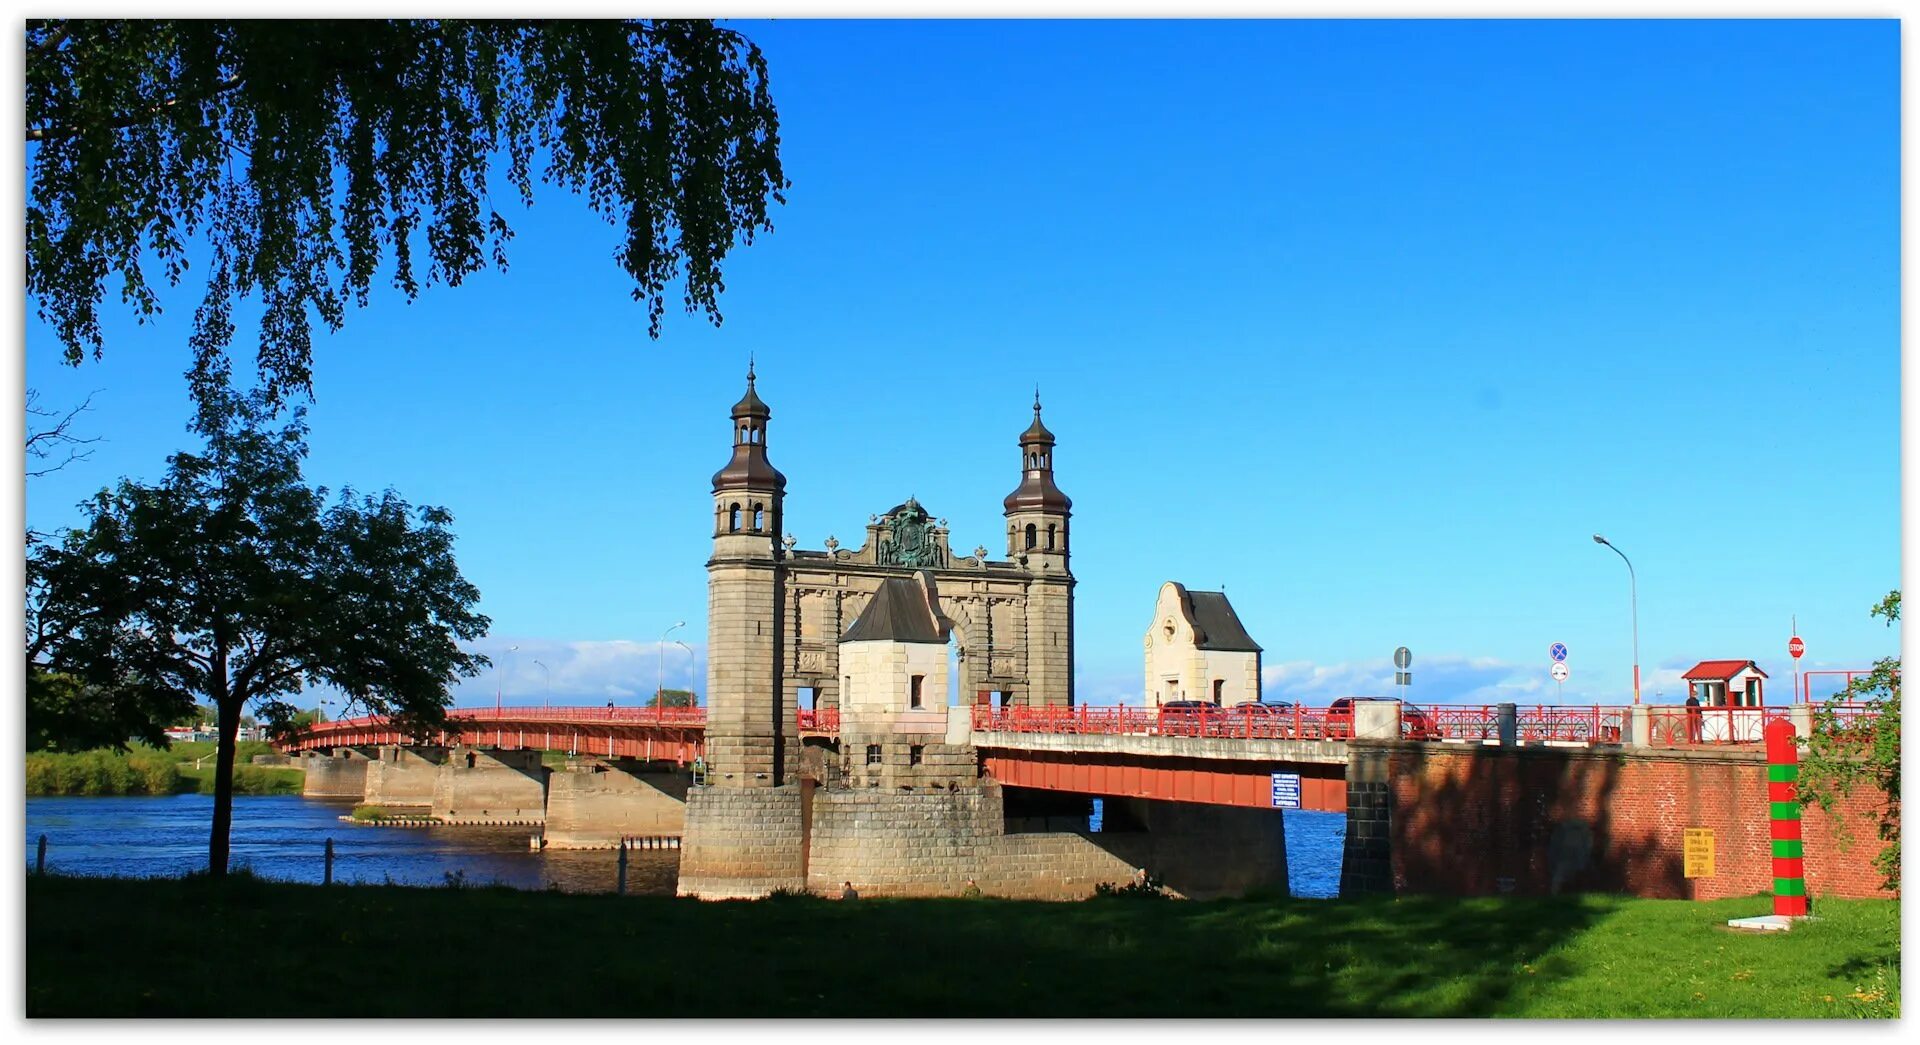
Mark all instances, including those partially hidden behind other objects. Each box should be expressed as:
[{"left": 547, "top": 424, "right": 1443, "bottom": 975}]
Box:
[
  {"left": 1681, "top": 659, "right": 1769, "bottom": 681},
  {"left": 1162, "top": 584, "right": 1262, "bottom": 653},
  {"left": 840, "top": 577, "right": 947, "bottom": 644}
]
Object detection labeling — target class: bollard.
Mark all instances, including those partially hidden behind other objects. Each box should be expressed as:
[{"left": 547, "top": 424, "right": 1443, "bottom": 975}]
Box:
[
  {"left": 36, "top": 834, "right": 47, "bottom": 876},
  {"left": 324, "top": 837, "right": 335, "bottom": 885},
  {"left": 616, "top": 838, "right": 629, "bottom": 895},
  {"left": 1496, "top": 703, "right": 1518, "bottom": 746}
]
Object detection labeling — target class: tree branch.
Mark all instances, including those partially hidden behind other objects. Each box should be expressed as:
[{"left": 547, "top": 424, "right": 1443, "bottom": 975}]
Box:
[
  {"left": 26, "top": 74, "right": 246, "bottom": 142},
  {"left": 25, "top": 388, "right": 102, "bottom": 477}
]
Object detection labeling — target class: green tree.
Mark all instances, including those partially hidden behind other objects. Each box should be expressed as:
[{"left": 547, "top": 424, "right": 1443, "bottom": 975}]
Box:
[
  {"left": 649, "top": 688, "right": 697, "bottom": 709},
  {"left": 26, "top": 19, "right": 787, "bottom": 412},
  {"left": 1798, "top": 590, "right": 1900, "bottom": 889},
  {"left": 26, "top": 382, "right": 490, "bottom": 876},
  {"left": 290, "top": 706, "right": 329, "bottom": 730}
]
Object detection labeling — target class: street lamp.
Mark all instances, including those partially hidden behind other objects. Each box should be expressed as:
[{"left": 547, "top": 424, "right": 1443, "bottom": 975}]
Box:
[
  {"left": 657, "top": 622, "right": 686, "bottom": 710},
  {"left": 674, "top": 640, "right": 695, "bottom": 707},
  {"left": 533, "top": 659, "right": 551, "bottom": 709},
  {"left": 1592, "top": 535, "right": 1641, "bottom": 705},
  {"left": 497, "top": 644, "right": 519, "bottom": 712}
]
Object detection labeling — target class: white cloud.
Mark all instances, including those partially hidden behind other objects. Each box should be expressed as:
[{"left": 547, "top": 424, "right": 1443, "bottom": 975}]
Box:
[
  {"left": 1260, "top": 654, "right": 1546, "bottom": 706},
  {"left": 447, "top": 637, "right": 707, "bottom": 708}
]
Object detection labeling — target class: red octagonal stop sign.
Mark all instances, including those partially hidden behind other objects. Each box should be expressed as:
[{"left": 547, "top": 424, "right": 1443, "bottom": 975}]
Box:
[{"left": 1788, "top": 636, "right": 1805, "bottom": 659}]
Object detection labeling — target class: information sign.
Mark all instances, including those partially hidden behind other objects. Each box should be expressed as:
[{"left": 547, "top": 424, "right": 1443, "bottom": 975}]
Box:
[
  {"left": 1270, "top": 772, "right": 1301, "bottom": 809},
  {"left": 1683, "top": 828, "right": 1715, "bottom": 878}
]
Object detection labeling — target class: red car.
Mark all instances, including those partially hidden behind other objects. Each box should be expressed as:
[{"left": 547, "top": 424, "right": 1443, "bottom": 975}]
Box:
[{"left": 1326, "top": 697, "right": 1439, "bottom": 740}]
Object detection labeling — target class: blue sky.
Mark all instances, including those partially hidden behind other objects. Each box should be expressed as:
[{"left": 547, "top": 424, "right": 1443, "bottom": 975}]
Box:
[{"left": 21, "top": 19, "right": 1900, "bottom": 712}]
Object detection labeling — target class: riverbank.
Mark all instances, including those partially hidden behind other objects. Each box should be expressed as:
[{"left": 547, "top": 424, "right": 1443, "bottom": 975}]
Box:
[
  {"left": 26, "top": 742, "right": 303, "bottom": 796},
  {"left": 24, "top": 874, "right": 1898, "bottom": 1017}
]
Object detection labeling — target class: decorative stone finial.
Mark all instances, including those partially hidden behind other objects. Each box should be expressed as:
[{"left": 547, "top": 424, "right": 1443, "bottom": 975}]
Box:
[
  {"left": 825, "top": 535, "right": 839, "bottom": 552},
  {"left": 783, "top": 533, "right": 797, "bottom": 551},
  {"left": 973, "top": 544, "right": 989, "bottom": 561}
]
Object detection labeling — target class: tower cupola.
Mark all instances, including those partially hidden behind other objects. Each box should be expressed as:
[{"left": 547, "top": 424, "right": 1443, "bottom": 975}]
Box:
[
  {"left": 712, "top": 361, "right": 787, "bottom": 494},
  {"left": 1002, "top": 392, "right": 1072, "bottom": 515}
]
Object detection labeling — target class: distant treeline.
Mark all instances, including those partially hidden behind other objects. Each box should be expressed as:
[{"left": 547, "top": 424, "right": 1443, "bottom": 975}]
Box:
[{"left": 26, "top": 742, "right": 303, "bottom": 797}]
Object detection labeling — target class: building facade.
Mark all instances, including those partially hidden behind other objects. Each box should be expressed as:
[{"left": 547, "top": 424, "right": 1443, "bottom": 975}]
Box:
[
  {"left": 1141, "top": 581, "right": 1264, "bottom": 706},
  {"left": 703, "top": 369, "right": 1077, "bottom": 788}
]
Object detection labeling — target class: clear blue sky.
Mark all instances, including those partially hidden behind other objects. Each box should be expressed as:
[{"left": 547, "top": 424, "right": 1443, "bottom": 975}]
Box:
[{"left": 22, "top": 19, "right": 1900, "bottom": 711}]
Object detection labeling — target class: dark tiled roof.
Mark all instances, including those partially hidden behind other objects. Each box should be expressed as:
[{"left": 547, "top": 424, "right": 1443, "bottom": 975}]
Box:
[
  {"left": 1184, "top": 589, "right": 1262, "bottom": 652},
  {"left": 1682, "top": 659, "right": 1767, "bottom": 680},
  {"left": 841, "top": 578, "right": 946, "bottom": 644}
]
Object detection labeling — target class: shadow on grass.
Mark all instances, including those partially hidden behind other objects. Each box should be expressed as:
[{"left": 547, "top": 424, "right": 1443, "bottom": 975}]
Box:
[{"left": 27, "top": 874, "right": 1624, "bottom": 1017}]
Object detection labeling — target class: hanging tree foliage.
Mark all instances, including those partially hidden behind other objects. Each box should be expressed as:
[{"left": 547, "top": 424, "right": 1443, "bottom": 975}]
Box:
[{"left": 25, "top": 19, "right": 788, "bottom": 409}]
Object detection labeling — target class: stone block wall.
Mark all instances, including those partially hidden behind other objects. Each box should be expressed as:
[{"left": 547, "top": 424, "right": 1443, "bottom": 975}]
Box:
[
  {"left": 677, "top": 784, "right": 808, "bottom": 898},
  {"left": 430, "top": 748, "right": 547, "bottom": 823},
  {"left": 544, "top": 761, "right": 688, "bottom": 848},
  {"left": 297, "top": 749, "right": 370, "bottom": 799},
  {"left": 362, "top": 746, "right": 446, "bottom": 808},
  {"left": 1362, "top": 740, "right": 1897, "bottom": 900}
]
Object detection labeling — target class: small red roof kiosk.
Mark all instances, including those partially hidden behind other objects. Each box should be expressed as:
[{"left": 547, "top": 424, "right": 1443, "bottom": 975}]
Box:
[{"left": 1680, "top": 660, "right": 1769, "bottom": 707}]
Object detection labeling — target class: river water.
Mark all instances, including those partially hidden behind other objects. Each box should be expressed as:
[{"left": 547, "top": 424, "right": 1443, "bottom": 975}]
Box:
[{"left": 25, "top": 795, "right": 1346, "bottom": 899}]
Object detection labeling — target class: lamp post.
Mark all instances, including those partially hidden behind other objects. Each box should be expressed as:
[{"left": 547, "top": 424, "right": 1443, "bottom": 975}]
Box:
[
  {"left": 497, "top": 644, "right": 519, "bottom": 713},
  {"left": 674, "top": 641, "right": 695, "bottom": 707},
  {"left": 533, "top": 659, "right": 551, "bottom": 709},
  {"left": 1592, "top": 535, "right": 1641, "bottom": 705},
  {"left": 657, "top": 622, "right": 686, "bottom": 709}
]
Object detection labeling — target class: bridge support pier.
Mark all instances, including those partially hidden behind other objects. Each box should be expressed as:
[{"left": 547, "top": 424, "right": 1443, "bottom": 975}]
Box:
[
  {"left": 544, "top": 760, "right": 689, "bottom": 847},
  {"left": 432, "top": 747, "right": 547, "bottom": 823},
  {"left": 296, "top": 747, "right": 374, "bottom": 799},
  {"left": 363, "top": 746, "right": 448, "bottom": 809}
]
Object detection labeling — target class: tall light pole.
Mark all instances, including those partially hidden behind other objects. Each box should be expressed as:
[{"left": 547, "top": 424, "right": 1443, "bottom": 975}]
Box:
[
  {"left": 657, "top": 622, "right": 686, "bottom": 709},
  {"left": 1593, "top": 535, "right": 1641, "bottom": 705},
  {"left": 674, "top": 640, "right": 695, "bottom": 707},
  {"left": 497, "top": 644, "right": 519, "bottom": 712},
  {"left": 533, "top": 659, "right": 551, "bottom": 709}
]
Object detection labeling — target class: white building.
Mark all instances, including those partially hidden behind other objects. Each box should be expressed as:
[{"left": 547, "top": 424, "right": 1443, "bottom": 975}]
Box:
[{"left": 1142, "top": 581, "right": 1263, "bottom": 706}]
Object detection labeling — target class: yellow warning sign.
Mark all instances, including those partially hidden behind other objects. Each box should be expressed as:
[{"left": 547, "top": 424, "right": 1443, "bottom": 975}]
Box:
[{"left": 1684, "top": 828, "right": 1715, "bottom": 878}]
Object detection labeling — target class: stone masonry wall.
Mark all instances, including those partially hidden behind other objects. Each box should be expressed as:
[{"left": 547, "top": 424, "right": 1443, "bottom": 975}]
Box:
[
  {"left": 1371, "top": 740, "right": 1896, "bottom": 901},
  {"left": 544, "top": 762, "right": 688, "bottom": 848},
  {"left": 430, "top": 748, "right": 547, "bottom": 823},
  {"left": 297, "top": 749, "right": 369, "bottom": 799},
  {"left": 362, "top": 746, "right": 446, "bottom": 807},
  {"left": 678, "top": 784, "right": 807, "bottom": 898}
]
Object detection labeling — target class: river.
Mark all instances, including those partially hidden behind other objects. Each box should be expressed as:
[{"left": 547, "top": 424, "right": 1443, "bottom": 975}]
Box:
[{"left": 25, "top": 795, "right": 1346, "bottom": 898}]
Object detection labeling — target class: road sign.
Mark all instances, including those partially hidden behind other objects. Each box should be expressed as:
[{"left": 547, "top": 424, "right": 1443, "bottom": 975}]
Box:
[
  {"left": 1270, "top": 772, "right": 1301, "bottom": 809},
  {"left": 1550, "top": 662, "right": 1569, "bottom": 682},
  {"left": 1549, "top": 642, "right": 1568, "bottom": 662},
  {"left": 1394, "top": 671, "right": 1411, "bottom": 686},
  {"left": 1788, "top": 636, "right": 1804, "bottom": 659},
  {"left": 1683, "top": 828, "right": 1715, "bottom": 878},
  {"left": 1393, "top": 646, "right": 1411, "bottom": 669}
]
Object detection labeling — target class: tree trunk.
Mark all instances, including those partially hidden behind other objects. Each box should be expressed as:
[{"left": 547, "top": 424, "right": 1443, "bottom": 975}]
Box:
[{"left": 208, "top": 690, "right": 241, "bottom": 878}]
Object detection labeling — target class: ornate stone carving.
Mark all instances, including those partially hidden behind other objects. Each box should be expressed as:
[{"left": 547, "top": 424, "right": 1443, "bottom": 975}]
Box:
[{"left": 877, "top": 497, "right": 946, "bottom": 568}]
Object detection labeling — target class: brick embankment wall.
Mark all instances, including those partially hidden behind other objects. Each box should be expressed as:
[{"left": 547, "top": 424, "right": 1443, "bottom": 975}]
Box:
[
  {"left": 544, "top": 763, "right": 688, "bottom": 848},
  {"left": 677, "top": 785, "right": 807, "bottom": 898},
  {"left": 1364, "top": 740, "right": 1897, "bottom": 901},
  {"left": 297, "top": 750, "right": 369, "bottom": 799}
]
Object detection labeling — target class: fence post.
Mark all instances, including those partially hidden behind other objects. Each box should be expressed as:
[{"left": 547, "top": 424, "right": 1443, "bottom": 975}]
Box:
[
  {"left": 36, "top": 834, "right": 47, "bottom": 876},
  {"left": 324, "top": 837, "right": 334, "bottom": 885},
  {"left": 616, "top": 838, "right": 629, "bottom": 895},
  {"left": 1496, "top": 703, "right": 1518, "bottom": 746}
]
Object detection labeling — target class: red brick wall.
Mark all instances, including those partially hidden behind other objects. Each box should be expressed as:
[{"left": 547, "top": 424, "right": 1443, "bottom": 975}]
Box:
[{"left": 1376, "top": 742, "right": 1895, "bottom": 901}]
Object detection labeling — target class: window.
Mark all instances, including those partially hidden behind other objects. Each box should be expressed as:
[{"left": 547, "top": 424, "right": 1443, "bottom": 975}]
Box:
[
  {"left": 1212, "top": 679, "right": 1224, "bottom": 704},
  {"left": 729, "top": 504, "right": 741, "bottom": 531},
  {"left": 910, "top": 675, "right": 925, "bottom": 709},
  {"left": 866, "top": 744, "right": 883, "bottom": 766},
  {"left": 1025, "top": 523, "right": 1037, "bottom": 549},
  {"left": 1745, "top": 678, "right": 1763, "bottom": 707},
  {"left": 909, "top": 745, "right": 924, "bottom": 766},
  {"left": 1045, "top": 524, "right": 1055, "bottom": 550},
  {"left": 753, "top": 503, "right": 765, "bottom": 531}
]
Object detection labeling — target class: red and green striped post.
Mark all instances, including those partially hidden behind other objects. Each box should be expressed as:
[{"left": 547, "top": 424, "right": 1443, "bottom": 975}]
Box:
[{"left": 1764, "top": 718, "right": 1809, "bottom": 917}]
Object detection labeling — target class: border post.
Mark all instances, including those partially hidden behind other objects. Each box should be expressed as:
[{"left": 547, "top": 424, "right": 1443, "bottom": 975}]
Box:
[{"left": 1764, "top": 718, "right": 1809, "bottom": 917}]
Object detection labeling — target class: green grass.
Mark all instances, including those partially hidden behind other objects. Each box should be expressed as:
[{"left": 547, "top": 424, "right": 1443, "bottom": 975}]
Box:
[
  {"left": 27, "top": 742, "right": 304, "bottom": 796},
  {"left": 24, "top": 876, "right": 1898, "bottom": 1018}
]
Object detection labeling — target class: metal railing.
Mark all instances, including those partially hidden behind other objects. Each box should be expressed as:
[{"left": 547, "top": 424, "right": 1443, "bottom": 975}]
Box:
[
  {"left": 969, "top": 704, "right": 1357, "bottom": 741},
  {"left": 797, "top": 708, "right": 840, "bottom": 734}
]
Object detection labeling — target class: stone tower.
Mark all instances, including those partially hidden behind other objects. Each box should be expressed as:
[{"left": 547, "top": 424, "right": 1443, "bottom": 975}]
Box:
[
  {"left": 1002, "top": 393, "right": 1075, "bottom": 706},
  {"left": 705, "top": 362, "right": 794, "bottom": 786}
]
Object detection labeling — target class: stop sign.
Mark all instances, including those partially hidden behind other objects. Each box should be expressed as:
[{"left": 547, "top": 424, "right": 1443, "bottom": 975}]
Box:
[{"left": 1788, "top": 636, "right": 1805, "bottom": 659}]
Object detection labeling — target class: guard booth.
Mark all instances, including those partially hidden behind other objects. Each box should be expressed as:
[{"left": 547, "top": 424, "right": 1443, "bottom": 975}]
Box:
[{"left": 1680, "top": 660, "right": 1769, "bottom": 742}]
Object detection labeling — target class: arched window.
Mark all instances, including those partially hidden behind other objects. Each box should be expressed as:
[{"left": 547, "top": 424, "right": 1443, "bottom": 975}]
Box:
[
  {"left": 1024, "top": 523, "right": 1037, "bottom": 550},
  {"left": 1045, "top": 524, "right": 1056, "bottom": 550},
  {"left": 753, "top": 503, "right": 765, "bottom": 531},
  {"left": 729, "top": 504, "right": 742, "bottom": 532}
]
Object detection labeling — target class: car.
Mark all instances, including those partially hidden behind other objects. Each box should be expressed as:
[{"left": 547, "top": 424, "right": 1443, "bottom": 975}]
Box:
[
  {"left": 1326, "top": 697, "right": 1440, "bottom": 740},
  {"left": 1158, "top": 700, "right": 1217, "bottom": 711},
  {"left": 1232, "top": 700, "right": 1296, "bottom": 714}
]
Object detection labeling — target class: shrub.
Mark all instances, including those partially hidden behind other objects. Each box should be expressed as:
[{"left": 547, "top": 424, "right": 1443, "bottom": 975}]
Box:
[{"left": 1092, "top": 871, "right": 1169, "bottom": 899}]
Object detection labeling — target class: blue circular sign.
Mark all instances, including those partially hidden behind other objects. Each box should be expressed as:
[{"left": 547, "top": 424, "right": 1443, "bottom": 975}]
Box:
[{"left": 1549, "top": 642, "right": 1568, "bottom": 662}]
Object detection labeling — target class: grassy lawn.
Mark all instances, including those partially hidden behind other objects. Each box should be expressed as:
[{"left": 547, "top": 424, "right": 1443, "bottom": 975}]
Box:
[{"left": 25, "top": 875, "right": 1898, "bottom": 1018}]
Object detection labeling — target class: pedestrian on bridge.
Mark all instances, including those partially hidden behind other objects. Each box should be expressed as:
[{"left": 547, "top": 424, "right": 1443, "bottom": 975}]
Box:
[{"left": 1684, "top": 691, "right": 1703, "bottom": 744}]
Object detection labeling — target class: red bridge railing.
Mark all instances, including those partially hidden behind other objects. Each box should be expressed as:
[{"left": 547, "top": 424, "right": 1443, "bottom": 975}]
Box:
[{"left": 797, "top": 708, "right": 840, "bottom": 734}]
